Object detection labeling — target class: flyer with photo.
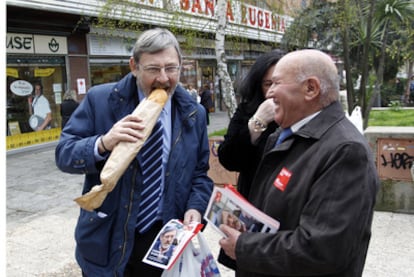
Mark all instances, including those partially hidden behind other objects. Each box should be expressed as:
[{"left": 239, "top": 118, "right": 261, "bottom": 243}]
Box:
[
  {"left": 142, "top": 219, "right": 203, "bottom": 270},
  {"left": 204, "top": 185, "right": 280, "bottom": 237}
]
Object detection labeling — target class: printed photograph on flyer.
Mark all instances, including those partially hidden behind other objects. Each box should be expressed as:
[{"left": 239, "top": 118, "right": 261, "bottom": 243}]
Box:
[
  {"left": 142, "top": 219, "right": 203, "bottom": 269},
  {"left": 204, "top": 186, "right": 280, "bottom": 237}
]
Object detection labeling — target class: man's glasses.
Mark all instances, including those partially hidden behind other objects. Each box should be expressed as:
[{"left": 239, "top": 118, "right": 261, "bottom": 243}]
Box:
[{"left": 139, "top": 64, "right": 181, "bottom": 76}]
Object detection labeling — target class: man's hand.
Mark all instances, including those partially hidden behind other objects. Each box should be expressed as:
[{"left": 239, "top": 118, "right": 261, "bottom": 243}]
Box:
[
  {"left": 183, "top": 209, "right": 201, "bottom": 225},
  {"left": 100, "top": 115, "right": 145, "bottom": 152},
  {"left": 219, "top": 224, "right": 242, "bottom": 260}
]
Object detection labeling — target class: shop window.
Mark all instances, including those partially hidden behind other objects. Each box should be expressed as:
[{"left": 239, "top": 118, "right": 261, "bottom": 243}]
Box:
[
  {"left": 90, "top": 64, "right": 130, "bottom": 86},
  {"left": 180, "top": 60, "right": 197, "bottom": 90},
  {"left": 6, "top": 65, "right": 66, "bottom": 134}
]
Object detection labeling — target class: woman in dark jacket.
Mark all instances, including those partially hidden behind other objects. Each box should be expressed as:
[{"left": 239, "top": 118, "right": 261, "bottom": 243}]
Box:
[
  {"left": 60, "top": 89, "right": 79, "bottom": 129},
  {"left": 217, "top": 50, "right": 284, "bottom": 269},
  {"left": 218, "top": 50, "right": 284, "bottom": 199}
]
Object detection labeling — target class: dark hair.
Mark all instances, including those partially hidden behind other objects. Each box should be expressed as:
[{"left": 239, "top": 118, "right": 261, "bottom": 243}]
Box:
[
  {"left": 238, "top": 50, "right": 285, "bottom": 114},
  {"left": 34, "top": 82, "right": 43, "bottom": 95}
]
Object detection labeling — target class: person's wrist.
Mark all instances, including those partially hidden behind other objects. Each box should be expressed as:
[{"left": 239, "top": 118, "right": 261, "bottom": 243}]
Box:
[
  {"left": 248, "top": 115, "right": 267, "bottom": 132},
  {"left": 100, "top": 135, "right": 110, "bottom": 152}
]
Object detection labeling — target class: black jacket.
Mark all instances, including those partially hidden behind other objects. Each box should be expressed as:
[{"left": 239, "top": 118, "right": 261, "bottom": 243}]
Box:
[
  {"left": 218, "top": 102, "right": 278, "bottom": 198},
  {"left": 60, "top": 99, "right": 79, "bottom": 128},
  {"left": 236, "top": 101, "right": 379, "bottom": 277}
]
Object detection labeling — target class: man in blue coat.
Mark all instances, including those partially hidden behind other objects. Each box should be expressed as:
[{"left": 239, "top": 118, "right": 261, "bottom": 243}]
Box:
[{"left": 55, "top": 28, "right": 213, "bottom": 276}]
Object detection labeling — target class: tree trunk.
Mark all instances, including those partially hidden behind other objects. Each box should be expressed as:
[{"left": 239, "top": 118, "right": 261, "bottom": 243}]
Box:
[
  {"left": 215, "top": 0, "right": 237, "bottom": 118},
  {"left": 360, "top": 0, "right": 376, "bottom": 129},
  {"left": 339, "top": 0, "right": 354, "bottom": 114},
  {"left": 373, "top": 22, "right": 389, "bottom": 109}
]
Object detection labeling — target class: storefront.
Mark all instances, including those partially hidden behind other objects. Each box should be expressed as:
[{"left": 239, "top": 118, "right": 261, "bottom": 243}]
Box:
[
  {"left": 6, "top": 0, "right": 291, "bottom": 150},
  {"left": 6, "top": 33, "right": 69, "bottom": 148},
  {"left": 87, "top": 33, "right": 130, "bottom": 86},
  {"left": 87, "top": 30, "right": 241, "bottom": 107}
]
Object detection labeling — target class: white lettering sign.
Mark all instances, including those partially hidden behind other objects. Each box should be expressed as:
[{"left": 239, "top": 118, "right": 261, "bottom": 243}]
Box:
[
  {"left": 174, "top": 0, "right": 290, "bottom": 33},
  {"left": 6, "top": 33, "right": 34, "bottom": 54},
  {"left": 6, "top": 33, "right": 68, "bottom": 54},
  {"left": 10, "top": 80, "right": 33, "bottom": 96}
]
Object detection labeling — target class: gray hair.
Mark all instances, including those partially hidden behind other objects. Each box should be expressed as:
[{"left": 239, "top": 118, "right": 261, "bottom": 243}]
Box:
[
  {"left": 292, "top": 50, "right": 340, "bottom": 107},
  {"left": 63, "top": 89, "right": 77, "bottom": 101},
  {"left": 132, "top": 28, "right": 182, "bottom": 65}
]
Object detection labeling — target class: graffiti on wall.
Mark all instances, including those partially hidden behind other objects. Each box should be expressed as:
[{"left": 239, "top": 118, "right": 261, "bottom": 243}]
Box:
[
  {"left": 378, "top": 138, "right": 414, "bottom": 181},
  {"left": 208, "top": 137, "right": 239, "bottom": 185}
]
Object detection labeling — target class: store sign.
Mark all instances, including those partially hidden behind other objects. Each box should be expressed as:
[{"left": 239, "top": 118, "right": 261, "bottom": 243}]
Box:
[
  {"left": 114, "top": 0, "right": 291, "bottom": 34},
  {"left": 34, "top": 68, "right": 56, "bottom": 77},
  {"left": 7, "top": 68, "right": 19, "bottom": 78},
  {"left": 88, "top": 35, "right": 133, "bottom": 56},
  {"left": 6, "top": 33, "right": 68, "bottom": 54},
  {"left": 10, "top": 80, "right": 33, "bottom": 96},
  {"left": 176, "top": 0, "right": 290, "bottom": 33}
]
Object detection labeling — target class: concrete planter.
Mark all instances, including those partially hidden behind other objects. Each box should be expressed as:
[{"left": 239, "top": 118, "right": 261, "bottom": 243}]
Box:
[{"left": 365, "top": 126, "right": 414, "bottom": 214}]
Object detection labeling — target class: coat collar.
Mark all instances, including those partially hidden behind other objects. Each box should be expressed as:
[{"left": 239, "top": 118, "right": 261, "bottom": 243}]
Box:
[
  {"left": 296, "top": 101, "right": 345, "bottom": 140},
  {"left": 267, "top": 101, "right": 345, "bottom": 149},
  {"left": 108, "top": 73, "right": 139, "bottom": 121}
]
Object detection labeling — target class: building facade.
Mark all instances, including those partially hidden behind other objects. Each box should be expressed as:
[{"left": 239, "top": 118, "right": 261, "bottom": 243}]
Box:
[{"left": 6, "top": 0, "right": 294, "bottom": 149}]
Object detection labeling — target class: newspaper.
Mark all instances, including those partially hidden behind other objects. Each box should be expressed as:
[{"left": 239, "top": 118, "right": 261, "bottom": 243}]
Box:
[
  {"left": 142, "top": 219, "right": 203, "bottom": 270},
  {"left": 204, "top": 185, "right": 280, "bottom": 237}
]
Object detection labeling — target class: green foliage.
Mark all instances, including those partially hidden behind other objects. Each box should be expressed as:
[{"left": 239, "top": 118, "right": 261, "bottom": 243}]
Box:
[
  {"left": 389, "top": 18, "right": 414, "bottom": 65},
  {"left": 281, "top": 0, "right": 341, "bottom": 51},
  {"left": 93, "top": 0, "right": 146, "bottom": 35},
  {"left": 387, "top": 101, "right": 402, "bottom": 111},
  {"left": 381, "top": 78, "right": 408, "bottom": 106},
  {"left": 368, "top": 109, "right": 414, "bottom": 126},
  {"left": 282, "top": 0, "right": 413, "bottom": 114},
  {"left": 208, "top": 128, "right": 227, "bottom": 137}
]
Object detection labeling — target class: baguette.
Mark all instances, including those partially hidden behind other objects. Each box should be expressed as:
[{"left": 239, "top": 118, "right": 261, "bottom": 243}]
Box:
[{"left": 75, "top": 89, "right": 168, "bottom": 211}]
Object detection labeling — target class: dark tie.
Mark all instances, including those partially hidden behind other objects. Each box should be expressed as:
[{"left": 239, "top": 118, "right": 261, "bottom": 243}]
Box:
[
  {"left": 136, "top": 121, "right": 163, "bottom": 233},
  {"left": 276, "top": 127, "right": 293, "bottom": 145}
]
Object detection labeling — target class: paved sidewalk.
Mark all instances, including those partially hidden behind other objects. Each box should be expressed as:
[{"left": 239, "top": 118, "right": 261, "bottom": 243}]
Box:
[{"left": 6, "top": 111, "right": 414, "bottom": 276}]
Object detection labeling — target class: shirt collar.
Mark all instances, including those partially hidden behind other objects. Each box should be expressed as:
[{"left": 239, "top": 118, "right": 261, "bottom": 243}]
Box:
[{"left": 290, "top": 111, "right": 321, "bottom": 133}]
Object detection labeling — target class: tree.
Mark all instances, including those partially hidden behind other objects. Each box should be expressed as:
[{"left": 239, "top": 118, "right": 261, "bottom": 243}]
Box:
[
  {"left": 215, "top": 0, "right": 237, "bottom": 117},
  {"left": 336, "top": 0, "right": 358, "bottom": 113},
  {"left": 281, "top": 0, "right": 413, "bottom": 128},
  {"left": 357, "top": 0, "right": 377, "bottom": 128},
  {"left": 371, "top": 0, "right": 414, "bottom": 108},
  {"left": 281, "top": 0, "right": 359, "bottom": 110},
  {"left": 393, "top": 18, "right": 414, "bottom": 103}
]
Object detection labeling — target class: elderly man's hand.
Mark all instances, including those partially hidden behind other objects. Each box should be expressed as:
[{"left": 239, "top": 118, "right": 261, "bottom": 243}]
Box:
[{"left": 219, "top": 224, "right": 242, "bottom": 260}]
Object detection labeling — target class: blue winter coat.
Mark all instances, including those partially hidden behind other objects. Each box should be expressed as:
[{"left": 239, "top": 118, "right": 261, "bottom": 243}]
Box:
[{"left": 55, "top": 73, "right": 213, "bottom": 276}]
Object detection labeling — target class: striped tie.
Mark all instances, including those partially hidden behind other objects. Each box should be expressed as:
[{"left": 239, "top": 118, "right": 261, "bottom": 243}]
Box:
[{"left": 136, "top": 121, "right": 163, "bottom": 233}]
